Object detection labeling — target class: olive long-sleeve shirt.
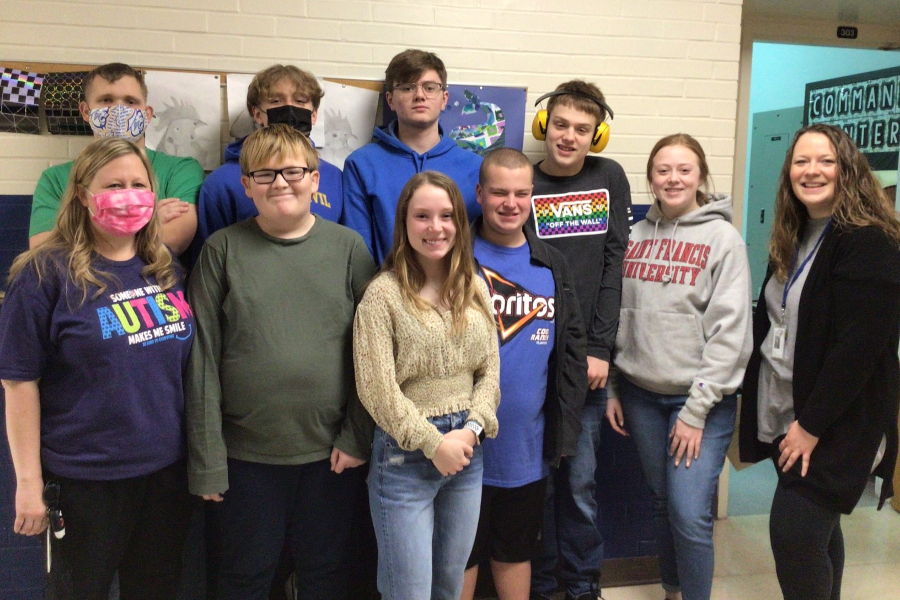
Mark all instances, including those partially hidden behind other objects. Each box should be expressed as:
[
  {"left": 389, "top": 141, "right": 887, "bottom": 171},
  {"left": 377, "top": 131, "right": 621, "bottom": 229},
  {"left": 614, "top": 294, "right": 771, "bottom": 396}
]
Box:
[{"left": 186, "top": 217, "right": 376, "bottom": 496}]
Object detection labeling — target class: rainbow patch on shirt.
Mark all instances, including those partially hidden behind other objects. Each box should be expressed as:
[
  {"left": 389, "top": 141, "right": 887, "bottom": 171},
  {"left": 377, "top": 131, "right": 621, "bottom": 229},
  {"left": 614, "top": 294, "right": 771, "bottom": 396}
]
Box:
[{"left": 531, "top": 188, "right": 609, "bottom": 239}]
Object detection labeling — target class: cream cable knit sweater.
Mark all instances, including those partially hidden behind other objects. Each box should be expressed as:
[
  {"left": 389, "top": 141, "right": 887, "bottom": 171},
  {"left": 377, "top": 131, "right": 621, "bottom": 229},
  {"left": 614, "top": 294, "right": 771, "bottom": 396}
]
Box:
[{"left": 353, "top": 272, "right": 501, "bottom": 459}]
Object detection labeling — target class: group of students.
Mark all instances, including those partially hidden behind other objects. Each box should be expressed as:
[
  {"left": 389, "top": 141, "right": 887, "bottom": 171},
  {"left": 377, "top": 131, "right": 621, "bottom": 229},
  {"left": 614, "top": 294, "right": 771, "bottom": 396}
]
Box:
[{"left": 0, "top": 47, "right": 898, "bottom": 600}]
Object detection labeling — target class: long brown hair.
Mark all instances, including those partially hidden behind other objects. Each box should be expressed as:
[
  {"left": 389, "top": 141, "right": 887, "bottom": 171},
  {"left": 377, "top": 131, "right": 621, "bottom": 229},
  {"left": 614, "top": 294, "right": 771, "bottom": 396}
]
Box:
[
  {"left": 381, "top": 171, "right": 492, "bottom": 335},
  {"left": 9, "top": 138, "right": 179, "bottom": 303},
  {"left": 769, "top": 124, "right": 900, "bottom": 282}
]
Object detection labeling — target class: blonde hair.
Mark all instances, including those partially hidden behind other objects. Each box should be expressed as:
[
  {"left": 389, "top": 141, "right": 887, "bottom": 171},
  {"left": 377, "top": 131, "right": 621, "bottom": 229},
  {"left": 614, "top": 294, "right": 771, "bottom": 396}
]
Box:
[
  {"left": 8, "top": 138, "right": 178, "bottom": 303},
  {"left": 240, "top": 123, "right": 319, "bottom": 174},
  {"left": 382, "top": 171, "right": 493, "bottom": 335},
  {"left": 769, "top": 124, "right": 900, "bottom": 282}
]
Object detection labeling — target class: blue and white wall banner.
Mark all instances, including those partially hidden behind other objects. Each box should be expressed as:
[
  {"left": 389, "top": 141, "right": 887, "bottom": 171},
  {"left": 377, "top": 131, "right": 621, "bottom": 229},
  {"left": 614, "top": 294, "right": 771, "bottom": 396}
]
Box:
[{"left": 804, "top": 66, "right": 900, "bottom": 172}]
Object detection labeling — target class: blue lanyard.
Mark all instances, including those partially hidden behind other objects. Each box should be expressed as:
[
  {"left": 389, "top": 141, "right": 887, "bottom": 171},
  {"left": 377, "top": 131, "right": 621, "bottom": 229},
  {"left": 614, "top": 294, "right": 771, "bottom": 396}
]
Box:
[{"left": 781, "top": 220, "right": 831, "bottom": 318}]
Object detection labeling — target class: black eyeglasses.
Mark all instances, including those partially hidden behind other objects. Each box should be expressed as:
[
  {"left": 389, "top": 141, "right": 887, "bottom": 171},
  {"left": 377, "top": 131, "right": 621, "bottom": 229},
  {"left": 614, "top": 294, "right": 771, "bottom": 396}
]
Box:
[
  {"left": 393, "top": 82, "right": 445, "bottom": 97},
  {"left": 247, "top": 167, "right": 310, "bottom": 184}
]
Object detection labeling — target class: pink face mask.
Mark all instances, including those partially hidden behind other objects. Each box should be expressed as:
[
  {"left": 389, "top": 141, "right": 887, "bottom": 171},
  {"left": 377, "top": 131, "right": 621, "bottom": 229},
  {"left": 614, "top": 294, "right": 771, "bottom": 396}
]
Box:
[{"left": 88, "top": 188, "right": 156, "bottom": 236}]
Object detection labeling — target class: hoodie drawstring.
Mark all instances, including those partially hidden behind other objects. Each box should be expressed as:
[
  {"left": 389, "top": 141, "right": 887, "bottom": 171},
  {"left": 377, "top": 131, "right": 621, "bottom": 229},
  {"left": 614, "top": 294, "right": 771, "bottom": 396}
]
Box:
[
  {"left": 642, "top": 219, "right": 661, "bottom": 282},
  {"left": 663, "top": 220, "right": 679, "bottom": 283},
  {"left": 642, "top": 217, "right": 679, "bottom": 284}
]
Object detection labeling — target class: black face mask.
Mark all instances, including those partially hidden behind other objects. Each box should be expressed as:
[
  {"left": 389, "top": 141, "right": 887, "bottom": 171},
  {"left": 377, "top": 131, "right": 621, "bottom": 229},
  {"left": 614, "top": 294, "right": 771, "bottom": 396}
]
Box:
[{"left": 265, "top": 105, "right": 313, "bottom": 135}]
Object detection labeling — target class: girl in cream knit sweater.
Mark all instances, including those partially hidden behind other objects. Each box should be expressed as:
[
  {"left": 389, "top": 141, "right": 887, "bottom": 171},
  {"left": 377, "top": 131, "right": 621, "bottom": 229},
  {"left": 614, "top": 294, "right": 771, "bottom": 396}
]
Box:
[{"left": 354, "top": 171, "right": 500, "bottom": 600}]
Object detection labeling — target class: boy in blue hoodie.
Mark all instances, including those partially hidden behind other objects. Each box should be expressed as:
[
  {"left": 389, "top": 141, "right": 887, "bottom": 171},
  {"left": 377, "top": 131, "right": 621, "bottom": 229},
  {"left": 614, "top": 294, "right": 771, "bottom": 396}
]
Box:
[
  {"left": 342, "top": 48, "right": 483, "bottom": 264},
  {"left": 189, "top": 65, "right": 343, "bottom": 266}
]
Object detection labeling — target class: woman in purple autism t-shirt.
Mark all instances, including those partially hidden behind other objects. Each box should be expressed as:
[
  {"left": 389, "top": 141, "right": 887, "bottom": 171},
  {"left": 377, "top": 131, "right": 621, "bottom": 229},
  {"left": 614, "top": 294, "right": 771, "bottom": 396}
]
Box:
[{"left": 0, "top": 138, "right": 194, "bottom": 600}]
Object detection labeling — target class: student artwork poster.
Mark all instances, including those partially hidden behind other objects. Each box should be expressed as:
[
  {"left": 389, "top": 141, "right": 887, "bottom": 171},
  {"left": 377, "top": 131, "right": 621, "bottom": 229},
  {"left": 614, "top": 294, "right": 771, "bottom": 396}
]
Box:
[
  {"left": 381, "top": 84, "right": 528, "bottom": 156},
  {"left": 144, "top": 71, "right": 221, "bottom": 170},
  {"left": 226, "top": 72, "right": 256, "bottom": 141},
  {"left": 311, "top": 81, "right": 380, "bottom": 170}
]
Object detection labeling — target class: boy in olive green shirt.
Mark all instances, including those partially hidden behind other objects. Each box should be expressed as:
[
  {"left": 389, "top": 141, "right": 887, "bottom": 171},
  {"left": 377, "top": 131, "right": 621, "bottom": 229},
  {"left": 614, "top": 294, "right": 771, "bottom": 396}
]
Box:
[{"left": 186, "top": 124, "right": 375, "bottom": 599}]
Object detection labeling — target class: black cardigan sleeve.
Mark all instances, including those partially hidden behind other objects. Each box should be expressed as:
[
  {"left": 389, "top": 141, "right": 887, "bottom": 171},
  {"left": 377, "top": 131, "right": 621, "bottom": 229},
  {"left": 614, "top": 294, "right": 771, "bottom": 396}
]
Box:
[{"left": 796, "top": 227, "right": 900, "bottom": 437}]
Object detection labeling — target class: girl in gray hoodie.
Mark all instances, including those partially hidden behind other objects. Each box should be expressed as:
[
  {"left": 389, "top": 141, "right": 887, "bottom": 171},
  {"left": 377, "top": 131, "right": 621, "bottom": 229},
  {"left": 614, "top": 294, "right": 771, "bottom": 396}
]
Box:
[{"left": 606, "top": 134, "right": 752, "bottom": 600}]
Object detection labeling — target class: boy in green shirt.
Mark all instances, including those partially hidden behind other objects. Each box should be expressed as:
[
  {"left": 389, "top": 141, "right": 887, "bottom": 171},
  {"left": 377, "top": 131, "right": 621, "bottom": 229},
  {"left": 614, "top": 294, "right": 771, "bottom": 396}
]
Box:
[{"left": 29, "top": 63, "right": 203, "bottom": 256}]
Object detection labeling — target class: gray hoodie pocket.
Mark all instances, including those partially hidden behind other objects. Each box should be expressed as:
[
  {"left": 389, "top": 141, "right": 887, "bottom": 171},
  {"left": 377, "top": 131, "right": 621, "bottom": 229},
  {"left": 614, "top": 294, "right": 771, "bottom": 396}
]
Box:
[{"left": 616, "top": 308, "right": 704, "bottom": 391}]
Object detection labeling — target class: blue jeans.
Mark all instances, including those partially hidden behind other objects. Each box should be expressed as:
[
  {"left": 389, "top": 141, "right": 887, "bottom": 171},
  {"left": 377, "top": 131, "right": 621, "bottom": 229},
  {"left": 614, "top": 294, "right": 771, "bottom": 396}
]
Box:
[
  {"left": 369, "top": 411, "right": 484, "bottom": 600},
  {"left": 532, "top": 393, "right": 606, "bottom": 599},
  {"left": 620, "top": 378, "right": 736, "bottom": 600}
]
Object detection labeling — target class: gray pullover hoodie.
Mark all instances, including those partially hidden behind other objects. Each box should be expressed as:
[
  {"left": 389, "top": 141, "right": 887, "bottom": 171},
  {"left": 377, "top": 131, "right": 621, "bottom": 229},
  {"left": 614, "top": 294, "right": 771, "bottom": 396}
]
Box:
[{"left": 611, "top": 194, "right": 753, "bottom": 428}]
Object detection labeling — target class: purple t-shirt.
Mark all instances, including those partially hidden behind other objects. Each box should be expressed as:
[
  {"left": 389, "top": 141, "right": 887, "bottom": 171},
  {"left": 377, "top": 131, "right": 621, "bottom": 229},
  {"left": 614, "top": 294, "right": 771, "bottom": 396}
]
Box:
[
  {"left": 475, "top": 236, "right": 556, "bottom": 487},
  {"left": 0, "top": 253, "right": 194, "bottom": 480}
]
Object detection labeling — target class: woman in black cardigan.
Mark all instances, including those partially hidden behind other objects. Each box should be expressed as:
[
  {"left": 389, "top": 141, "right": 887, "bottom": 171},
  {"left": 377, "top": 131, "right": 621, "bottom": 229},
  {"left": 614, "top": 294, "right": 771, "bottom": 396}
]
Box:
[{"left": 740, "top": 124, "right": 900, "bottom": 600}]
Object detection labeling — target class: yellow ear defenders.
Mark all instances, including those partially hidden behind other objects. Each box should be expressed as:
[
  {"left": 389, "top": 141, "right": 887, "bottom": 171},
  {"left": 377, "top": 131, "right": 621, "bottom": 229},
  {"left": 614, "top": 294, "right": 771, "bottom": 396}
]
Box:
[{"left": 532, "top": 90, "right": 615, "bottom": 153}]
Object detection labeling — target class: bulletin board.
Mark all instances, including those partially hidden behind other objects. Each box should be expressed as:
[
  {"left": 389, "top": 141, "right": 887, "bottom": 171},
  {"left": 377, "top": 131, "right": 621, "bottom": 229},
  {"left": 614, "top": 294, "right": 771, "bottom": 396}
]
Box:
[{"left": 0, "top": 62, "right": 527, "bottom": 168}]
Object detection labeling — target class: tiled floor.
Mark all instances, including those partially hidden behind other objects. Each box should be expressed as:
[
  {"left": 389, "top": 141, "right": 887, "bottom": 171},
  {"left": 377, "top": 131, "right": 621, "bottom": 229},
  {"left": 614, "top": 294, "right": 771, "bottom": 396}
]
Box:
[{"left": 602, "top": 506, "right": 900, "bottom": 600}]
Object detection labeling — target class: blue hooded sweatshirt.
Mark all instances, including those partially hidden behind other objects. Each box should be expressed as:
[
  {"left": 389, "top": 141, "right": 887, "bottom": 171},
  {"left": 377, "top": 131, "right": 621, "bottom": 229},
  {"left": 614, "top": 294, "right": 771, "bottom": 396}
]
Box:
[
  {"left": 342, "top": 121, "right": 483, "bottom": 264},
  {"left": 185, "top": 136, "right": 344, "bottom": 268}
]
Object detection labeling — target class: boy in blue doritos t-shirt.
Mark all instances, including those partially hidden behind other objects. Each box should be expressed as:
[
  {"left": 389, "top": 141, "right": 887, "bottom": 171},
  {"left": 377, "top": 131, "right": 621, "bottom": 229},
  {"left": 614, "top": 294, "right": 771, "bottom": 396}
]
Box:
[{"left": 462, "top": 148, "right": 587, "bottom": 600}]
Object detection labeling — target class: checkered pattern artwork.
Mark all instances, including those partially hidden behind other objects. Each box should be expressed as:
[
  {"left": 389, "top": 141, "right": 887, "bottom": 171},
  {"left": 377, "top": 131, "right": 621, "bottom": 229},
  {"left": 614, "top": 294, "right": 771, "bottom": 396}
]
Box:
[
  {"left": 0, "top": 68, "right": 44, "bottom": 134},
  {"left": 44, "top": 71, "right": 92, "bottom": 135}
]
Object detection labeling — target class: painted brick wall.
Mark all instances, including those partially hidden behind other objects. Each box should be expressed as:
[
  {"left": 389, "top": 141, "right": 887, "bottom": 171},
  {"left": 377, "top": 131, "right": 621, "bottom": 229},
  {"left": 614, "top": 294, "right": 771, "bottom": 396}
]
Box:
[
  {"left": 0, "top": 0, "right": 743, "bottom": 200},
  {"left": 0, "top": 1, "right": 743, "bottom": 596}
]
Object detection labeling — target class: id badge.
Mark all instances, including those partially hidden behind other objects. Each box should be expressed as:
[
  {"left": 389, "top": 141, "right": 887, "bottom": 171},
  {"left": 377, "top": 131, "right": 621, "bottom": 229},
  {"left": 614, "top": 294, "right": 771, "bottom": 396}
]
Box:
[{"left": 772, "top": 326, "right": 787, "bottom": 359}]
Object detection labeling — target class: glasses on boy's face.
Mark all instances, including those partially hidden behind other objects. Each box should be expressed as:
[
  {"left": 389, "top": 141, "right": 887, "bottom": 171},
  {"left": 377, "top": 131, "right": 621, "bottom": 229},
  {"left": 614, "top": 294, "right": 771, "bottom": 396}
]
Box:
[
  {"left": 393, "top": 82, "right": 445, "bottom": 97},
  {"left": 246, "top": 167, "right": 310, "bottom": 184}
]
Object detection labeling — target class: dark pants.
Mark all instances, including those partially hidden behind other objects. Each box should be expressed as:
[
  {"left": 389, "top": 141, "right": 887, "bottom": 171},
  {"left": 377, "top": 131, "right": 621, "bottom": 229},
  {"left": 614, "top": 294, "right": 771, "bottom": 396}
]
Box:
[
  {"left": 209, "top": 457, "right": 364, "bottom": 600},
  {"left": 532, "top": 396, "right": 606, "bottom": 600},
  {"left": 45, "top": 461, "right": 193, "bottom": 600},
  {"left": 769, "top": 480, "right": 844, "bottom": 600}
]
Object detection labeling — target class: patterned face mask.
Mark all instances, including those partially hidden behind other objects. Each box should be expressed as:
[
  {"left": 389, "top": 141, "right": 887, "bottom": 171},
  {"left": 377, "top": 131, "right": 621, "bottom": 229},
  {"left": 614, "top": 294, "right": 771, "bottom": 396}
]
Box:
[
  {"left": 89, "top": 105, "right": 148, "bottom": 140},
  {"left": 88, "top": 188, "right": 155, "bottom": 236}
]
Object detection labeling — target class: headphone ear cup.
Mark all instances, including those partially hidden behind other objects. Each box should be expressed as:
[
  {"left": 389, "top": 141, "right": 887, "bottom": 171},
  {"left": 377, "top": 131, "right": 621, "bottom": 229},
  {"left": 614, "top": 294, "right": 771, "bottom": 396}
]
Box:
[
  {"left": 591, "top": 122, "right": 610, "bottom": 153},
  {"left": 532, "top": 109, "right": 548, "bottom": 141}
]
